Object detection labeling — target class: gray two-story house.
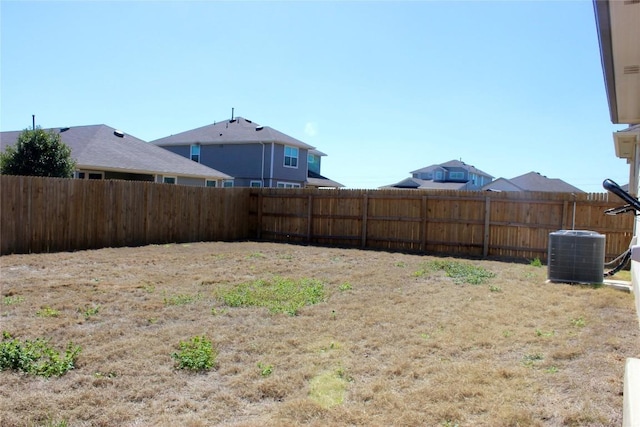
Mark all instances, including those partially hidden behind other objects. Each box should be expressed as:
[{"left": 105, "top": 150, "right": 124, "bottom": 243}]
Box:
[
  {"left": 385, "top": 159, "right": 494, "bottom": 190},
  {"left": 152, "top": 117, "right": 342, "bottom": 188}
]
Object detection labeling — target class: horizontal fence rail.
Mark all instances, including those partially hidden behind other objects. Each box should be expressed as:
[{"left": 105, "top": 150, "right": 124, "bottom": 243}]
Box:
[
  {"left": 1, "top": 176, "right": 634, "bottom": 262},
  {"left": 248, "top": 188, "right": 634, "bottom": 262}
]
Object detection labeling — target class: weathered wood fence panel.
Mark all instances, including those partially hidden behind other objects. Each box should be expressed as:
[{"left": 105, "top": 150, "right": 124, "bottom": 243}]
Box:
[
  {"left": 0, "top": 176, "right": 251, "bottom": 255},
  {"left": 1, "top": 176, "right": 635, "bottom": 261},
  {"left": 249, "top": 188, "right": 634, "bottom": 262}
]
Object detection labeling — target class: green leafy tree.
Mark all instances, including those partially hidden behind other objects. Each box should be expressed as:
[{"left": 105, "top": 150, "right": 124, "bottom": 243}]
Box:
[{"left": 0, "top": 127, "right": 76, "bottom": 177}]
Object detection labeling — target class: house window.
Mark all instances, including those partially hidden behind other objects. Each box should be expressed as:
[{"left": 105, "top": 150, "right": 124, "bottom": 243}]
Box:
[
  {"left": 190, "top": 144, "right": 201, "bottom": 163},
  {"left": 223, "top": 180, "right": 234, "bottom": 188},
  {"left": 308, "top": 153, "right": 320, "bottom": 174},
  {"left": 163, "top": 176, "right": 176, "bottom": 184},
  {"left": 206, "top": 180, "right": 217, "bottom": 187},
  {"left": 277, "top": 182, "right": 301, "bottom": 188},
  {"left": 250, "top": 180, "right": 262, "bottom": 188},
  {"left": 284, "top": 146, "right": 298, "bottom": 168},
  {"left": 449, "top": 171, "right": 465, "bottom": 180},
  {"left": 77, "top": 171, "right": 104, "bottom": 180},
  {"left": 435, "top": 171, "right": 443, "bottom": 181}
]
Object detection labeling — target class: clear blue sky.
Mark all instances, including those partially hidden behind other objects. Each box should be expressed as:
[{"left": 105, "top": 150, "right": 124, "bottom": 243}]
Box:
[{"left": 0, "top": 0, "right": 630, "bottom": 192}]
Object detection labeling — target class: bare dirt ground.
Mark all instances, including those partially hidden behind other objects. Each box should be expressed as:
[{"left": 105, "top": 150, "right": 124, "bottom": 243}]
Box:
[{"left": 1, "top": 241, "right": 639, "bottom": 427}]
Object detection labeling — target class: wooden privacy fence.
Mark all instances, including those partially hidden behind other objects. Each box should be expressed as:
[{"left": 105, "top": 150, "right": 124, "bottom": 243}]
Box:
[
  {"left": 0, "top": 176, "right": 635, "bottom": 260},
  {"left": 0, "top": 175, "right": 251, "bottom": 254},
  {"left": 249, "top": 188, "right": 635, "bottom": 261}
]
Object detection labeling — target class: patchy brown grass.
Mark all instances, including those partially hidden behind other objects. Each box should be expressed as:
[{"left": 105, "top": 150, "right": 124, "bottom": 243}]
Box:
[{"left": 1, "top": 241, "right": 638, "bottom": 426}]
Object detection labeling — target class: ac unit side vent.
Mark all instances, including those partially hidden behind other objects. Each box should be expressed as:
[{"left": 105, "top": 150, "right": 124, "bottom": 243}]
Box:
[
  {"left": 548, "top": 230, "right": 605, "bottom": 284},
  {"left": 624, "top": 65, "right": 640, "bottom": 74}
]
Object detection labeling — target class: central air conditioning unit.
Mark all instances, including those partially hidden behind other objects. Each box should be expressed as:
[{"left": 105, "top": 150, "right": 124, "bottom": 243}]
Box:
[{"left": 548, "top": 230, "right": 605, "bottom": 284}]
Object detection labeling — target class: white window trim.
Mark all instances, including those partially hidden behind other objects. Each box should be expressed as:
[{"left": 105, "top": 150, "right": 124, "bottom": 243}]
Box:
[
  {"left": 250, "top": 180, "right": 263, "bottom": 188},
  {"left": 163, "top": 176, "right": 177, "bottom": 184},
  {"left": 277, "top": 181, "right": 301, "bottom": 188},
  {"left": 223, "top": 180, "right": 234, "bottom": 188},
  {"left": 205, "top": 179, "right": 217, "bottom": 187},
  {"left": 284, "top": 145, "right": 299, "bottom": 169},
  {"left": 77, "top": 170, "right": 104, "bottom": 180},
  {"left": 190, "top": 144, "right": 201, "bottom": 163}
]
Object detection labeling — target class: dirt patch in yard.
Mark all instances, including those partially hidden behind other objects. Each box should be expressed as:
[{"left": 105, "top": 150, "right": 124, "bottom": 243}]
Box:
[{"left": 1, "top": 241, "right": 639, "bottom": 426}]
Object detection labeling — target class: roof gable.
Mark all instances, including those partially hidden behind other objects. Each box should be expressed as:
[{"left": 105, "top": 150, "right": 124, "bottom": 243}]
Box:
[
  {"left": 508, "top": 172, "right": 584, "bottom": 193},
  {"left": 151, "top": 117, "right": 315, "bottom": 150}
]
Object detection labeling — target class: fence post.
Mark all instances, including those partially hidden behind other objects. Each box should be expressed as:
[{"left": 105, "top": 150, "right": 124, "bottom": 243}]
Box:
[
  {"left": 307, "top": 194, "right": 313, "bottom": 243},
  {"left": 361, "top": 194, "right": 368, "bottom": 248},
  {"left": 562, "top": 200, "right": 568, "bottom": 230},
  {"left": 483, "top": 196, "right": 491, "bottom": 258},
  {"left": 421, "top": 195, "right": 428, "bottom": 252},
  {"left": 257, "top": 192, "right": 263, "bottom": 240}
]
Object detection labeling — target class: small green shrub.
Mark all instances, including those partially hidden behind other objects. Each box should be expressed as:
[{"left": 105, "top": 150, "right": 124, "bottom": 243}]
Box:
[
  {"left": 535, "top": 329, "right": 555, "bottom": 338},
  {"left": 338, "top": 282, "right": 353, "bottom": 291},
  {"left": 218, "top": 276, "right": 325, "bottom": 315},
  {"left": 571, "top": 316, "right": 586, "bottom": 328},
  {"left": 36, "top": 306, "right": 60, "bottom": 318},
  {"left": 258, "top": 362, "right": 273, "bottom": 376},
  {"left": 79, "top": 304, "right": 100, "bottom": 320},
  {"left": 530, "top": 257, "right": 543, "bottom": 267},
  {"left": 546, "top": 365, "right": 559, "bottom": 374},
  {"left": 172, "top": 335, "right": 216, "bottom": 371},
  {"left": 3, "top": 295, "right": 25, "bottom": 305},
  {"left": 522, "top": 353, "right": 544, "bottom": 368},
  {"left": 0, "top": 332, "right": 81, "bottom": 377}
]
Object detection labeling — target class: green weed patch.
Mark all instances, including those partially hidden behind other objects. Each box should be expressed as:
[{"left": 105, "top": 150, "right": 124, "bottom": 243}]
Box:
[
  {"left": 172, "top": 335, "right": 217, "bottom": 371},
  {"left": 218, "top": 276, "right": 325, "bottom": 315},
  {"left": 415, "top": 260, "right": 496, "bottom": 285},
  {"left": 0, "top": 332, "right": 81, "bottom": 377}
]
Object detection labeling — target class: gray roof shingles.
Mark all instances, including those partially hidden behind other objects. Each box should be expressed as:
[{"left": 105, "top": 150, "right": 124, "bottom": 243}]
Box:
[
  {"left": 151, "top": 117, "right": 315, "bottom": 150},
  {"left": 483, "top": 172, "right": 584, "bottom": 193},
  {"left": 0, "top": 125, "right": 231, "bottom": 179}
]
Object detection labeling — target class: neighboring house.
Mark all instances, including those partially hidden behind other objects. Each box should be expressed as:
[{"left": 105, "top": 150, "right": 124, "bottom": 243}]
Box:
[
  {"left": 151, "top": 117, "right": 343, "bottom": 188},
  {"left": 482, "top": 172, "right": 584, "bottom": 193},
  {"left": 384, "top": 159, "right": 494, "bottom": 190},
  {"left": 0, "top": 125, "right": 232, "bottom": 187},
  {"left": 306, "top": 149, "right": 344, "bottom": 189}
]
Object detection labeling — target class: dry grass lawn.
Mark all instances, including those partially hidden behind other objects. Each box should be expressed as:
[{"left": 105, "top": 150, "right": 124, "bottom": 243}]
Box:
[{"left": 1, "top": 241, "right": 639, "bottom": 426}]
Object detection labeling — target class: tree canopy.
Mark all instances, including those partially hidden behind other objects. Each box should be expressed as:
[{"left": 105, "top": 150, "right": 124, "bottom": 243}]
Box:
[{"left": 0, "top": 127, "right": 76, "bottom": 178}]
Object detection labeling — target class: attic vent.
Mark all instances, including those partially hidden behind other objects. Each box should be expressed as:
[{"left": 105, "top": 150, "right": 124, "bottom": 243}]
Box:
[
  {"left": 245, "top": 119, "right": 252, "bottom": 123},
  {"left": 60, "top": 127, "right": 70, "bottom": 132},
  {"left": 624, "top": 65, "right": 640, "bottom": 74},
  {"left": 229, "top": 119, "right": 236, "bottom": 123},
  {"left": 114, "top": 130, "right": 125, "bottom": 138},
  {"left": 256, "top": 126, "right": 264, "bottom": 131}
]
